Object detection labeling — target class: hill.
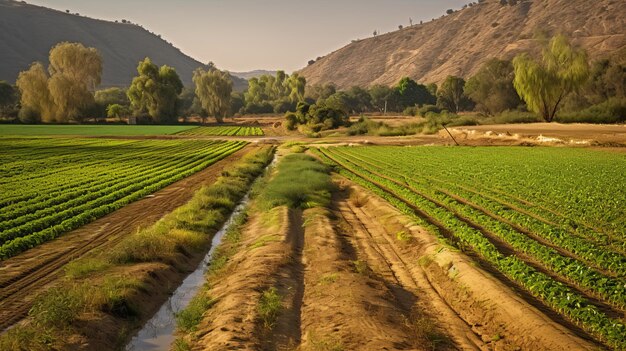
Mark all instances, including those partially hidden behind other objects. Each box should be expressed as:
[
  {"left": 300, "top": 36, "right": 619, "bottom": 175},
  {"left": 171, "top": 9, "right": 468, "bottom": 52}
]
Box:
[
  {"left": 230, "top": 70, "right": 279, "bottom": 80},
  {"left": 0, "top": 0, "right": 247, "bottom": 90},
  {"left": 299, "top": 0, "right": 626, "bottom": 89}
]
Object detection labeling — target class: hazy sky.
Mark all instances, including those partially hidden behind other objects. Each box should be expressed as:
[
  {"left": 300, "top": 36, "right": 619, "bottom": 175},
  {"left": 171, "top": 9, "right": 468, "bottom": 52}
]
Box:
[{"left": 27, "top": 0, "right": 468, "bottom": 72}]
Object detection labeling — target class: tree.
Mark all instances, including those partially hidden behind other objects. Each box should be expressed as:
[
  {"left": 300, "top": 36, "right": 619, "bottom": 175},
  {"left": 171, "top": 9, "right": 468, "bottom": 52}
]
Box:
[
  {"left": 16, "top": 62, "right": 55, "bottom": 122},
  {"left": 127, "top": 58, "right": 183, "bottom": 123},
  {"left": 16, "top": 42, "right": 102, "bottom": 123},
  {"left": 106, "top": 104, "right": 129, "bottom": 121},
  {"left": 193, "top": 67, "right": 232, "bottom": 123},
  {"left": 395, "top": 77, "right": 436, "bottom": 109},
  {"left": 513, "top": 35, "right": 589, "bottom": 122},
  {"left": 369, "top": 85, "right": 398, "bottom": 113},
  {"left": 465, "top": 58, "right": 521, "bottom": 115},
  {"left": 437, "top": 76, "right": 471, "bottom": 113},
  {"left": 0, "top": 81, "right": 18, "bottom": 117}
]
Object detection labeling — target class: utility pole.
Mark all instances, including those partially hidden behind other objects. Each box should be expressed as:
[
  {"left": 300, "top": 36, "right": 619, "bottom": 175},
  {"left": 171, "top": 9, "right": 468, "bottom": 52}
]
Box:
[{"left": 409, "top": 17, "right": 413, "bottom": 26}]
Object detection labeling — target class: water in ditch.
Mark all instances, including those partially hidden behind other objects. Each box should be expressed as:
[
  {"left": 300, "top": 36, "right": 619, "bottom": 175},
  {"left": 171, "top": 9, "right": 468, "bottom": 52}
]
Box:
[{"left": 125, "top": 193, "right": 250, "bottom": 351}]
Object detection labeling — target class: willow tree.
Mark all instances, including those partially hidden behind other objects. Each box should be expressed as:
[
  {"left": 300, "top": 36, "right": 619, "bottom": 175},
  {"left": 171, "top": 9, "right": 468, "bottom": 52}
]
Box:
[
  {"left": 127, "top": 58, "right": 183, "bottom": 123},
  {"left": 16, "top": 62, "right": 56, "bottom": 122},
  {"left": 287, "top": 73, "right": 306, "bottom": 103},
  {"left": 193, "top": 68, "right": 232, "bottom": 123},
  {"left": 513, "top": 35, "right": 589, "bottom": 122},
  {"left": 16, "top": 42, "right": 101, "bottom": 123}
]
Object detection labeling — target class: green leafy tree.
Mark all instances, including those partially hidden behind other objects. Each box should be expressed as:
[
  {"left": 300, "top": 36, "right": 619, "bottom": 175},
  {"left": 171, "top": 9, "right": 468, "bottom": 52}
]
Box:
[
  {"left": 513, "top": 35, "right": 589, "bottom": 122},
  {"left": 127, "top": 58, "right": 183, "bottom": 123},
  {"left": 193, "top": 67, "right": 232, "bottom": 123},
  {"left": 437, "top": 76, "right": 471, "bottom": 113},
  {"left": 106, "top": 103, "right": 129, "bottom": 121},
  {"left": 465, "top": 58, "right": 521, "bottom": 115},
  {"left": 369, "top": 84, "right": 398, "bottom": 113},
  {"left": 395, "top": 77, "right": 436, "bottom": 109}
]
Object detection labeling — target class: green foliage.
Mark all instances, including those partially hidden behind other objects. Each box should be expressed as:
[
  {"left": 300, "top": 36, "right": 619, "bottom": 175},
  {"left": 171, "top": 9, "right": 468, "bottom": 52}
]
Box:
[
  {"left": 127, "top": 58, "right": 183, "bottom": 123},
  {"left": 29, "top": 286, "right": 85, "bottom": 326},
  {"left": 284, "top": 101, "right": 349, "bottom": 132},
  {"left": 0, "top": 139, "right": 247, "bottom": 259},
  {"left": 259, "top": 154, "right": 334, "bottom": 209},
  {"left": 437, "top": 75, "right": 472, "bottom": 113},
  {"left": 557, "top": 97, "right": 626, "bottom": 124},
  {"left": 176, "top": 294, "right": 214, "bottom": 332},
  {"left": 317, "top": 146, "right": 626, "bottom": 349},
  {"left": 106, "top": 104, "right": 129, "bottom": 120},
  {"left": 193, "top": 67, "right": 233, "bottom": 123},
  {"left": 465, "top": 59, "right": 521, "bottom": 115},
  {"left": 513, "top": 35, "right": 589, "bottom": 122},
  {"left": 258, "top": 287, "right": 282, "bottom": 328},
  {"left": 95, "top": 87, "right": 129, "bottom": 118},
  {"left": 395, "top": 77, "right": 436, "bottom": 109},
  {"left": 242, "top": 71, "right": 306, "bottom": 114}
]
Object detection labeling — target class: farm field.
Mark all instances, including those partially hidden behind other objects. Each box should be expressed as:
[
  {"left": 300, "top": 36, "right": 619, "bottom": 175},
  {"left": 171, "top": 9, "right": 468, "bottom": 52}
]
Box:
[
  {"left": 177, "top": 126, "right": 264, "bottom": 136},
  {"left": 0, "top": 124, "right": 197, "bottom": 136},
  {"left": 316, "top": 145, "right": 626, "bottom": 349},
  {"left": 0, "top": 137, "right": 247, "bottom": 259}
]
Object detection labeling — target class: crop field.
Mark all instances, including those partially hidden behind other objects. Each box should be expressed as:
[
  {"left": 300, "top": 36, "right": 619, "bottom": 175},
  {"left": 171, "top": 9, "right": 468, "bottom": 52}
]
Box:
[
  {"left": 177, "top": 126, "right": 264, "bottom": 136},
  {"left": 0, "top": 124, "right": 196, "bottom": 136},
  {"left": 0, "top": 137, "right": 246, "bottom": 259},
  {"left": 316, "top": 146, "right": 626, "bottom": 348}
]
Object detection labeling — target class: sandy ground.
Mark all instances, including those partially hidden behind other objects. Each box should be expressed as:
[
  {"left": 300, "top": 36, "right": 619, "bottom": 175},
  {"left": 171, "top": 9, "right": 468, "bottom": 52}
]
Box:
[
  {"left": 182, "top": 175, "right": 600, "bottom": 351},
  {"left": 0, "top": 146, "right": 254, "bottom": 331}
]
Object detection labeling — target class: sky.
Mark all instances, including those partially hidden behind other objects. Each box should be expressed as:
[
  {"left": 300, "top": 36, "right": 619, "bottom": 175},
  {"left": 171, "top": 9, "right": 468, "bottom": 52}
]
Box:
[{"left": 27, "top": 0, "right": 469, "bottom": 73}]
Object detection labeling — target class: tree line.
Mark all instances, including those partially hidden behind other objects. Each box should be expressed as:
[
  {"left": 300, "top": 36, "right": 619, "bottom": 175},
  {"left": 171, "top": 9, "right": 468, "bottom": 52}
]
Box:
[
  {"left": 0, "top": 42, "right": 237, "bottom": 124},
  {"left": 0, "top": 35, "right": 623, "bottom": 126}
]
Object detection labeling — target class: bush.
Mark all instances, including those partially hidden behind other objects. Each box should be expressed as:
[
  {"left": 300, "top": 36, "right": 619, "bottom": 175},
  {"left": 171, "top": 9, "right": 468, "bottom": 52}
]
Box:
[
  {"left": 418, "top": 104, "right": 441, "bottom": 117},
  {"left": 403, "top": 106, "right": 419, "bottom": 116},
  {"left": 18, "top": 106, "right": 41, "bottom": 123},
  {"left": 556, "top": 98, "right": 626, "bottom": 124}
]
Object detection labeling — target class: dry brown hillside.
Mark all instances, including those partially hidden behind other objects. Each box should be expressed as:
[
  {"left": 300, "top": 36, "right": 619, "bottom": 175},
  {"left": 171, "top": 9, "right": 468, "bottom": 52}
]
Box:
[
  {"left": 0, "top": 0, "right": 247, "bottom": 89},
  {"left": 299, "top": 0, "right": 626, "bottom": 89}
]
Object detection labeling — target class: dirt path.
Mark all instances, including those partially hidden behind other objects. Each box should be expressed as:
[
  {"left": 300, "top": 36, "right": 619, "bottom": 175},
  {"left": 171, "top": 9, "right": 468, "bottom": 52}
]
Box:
[
  {"left": 0, "top": 146, "right": 252, "bottom": 331},
  {"left": 336, "top": 178, "right": 601, "bottom": 350}
]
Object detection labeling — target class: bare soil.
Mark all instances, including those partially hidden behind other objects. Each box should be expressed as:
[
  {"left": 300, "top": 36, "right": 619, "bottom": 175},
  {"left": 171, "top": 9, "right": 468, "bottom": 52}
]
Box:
[
  {"left": 336, "top": 178, "right": 601, "bottom": 350},
  {"left": 0, "top": 146, "right": 252, "bottom": 330},
  {"left": 452, "top": 123, "right": 626, "bottom": 146},
  {"left": 185, "top": 173, "right": 600, "bottom": 351}
]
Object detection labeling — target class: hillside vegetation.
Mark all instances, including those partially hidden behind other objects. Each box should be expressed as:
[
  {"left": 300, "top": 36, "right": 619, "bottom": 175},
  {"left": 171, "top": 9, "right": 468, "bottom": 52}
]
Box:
[
  {"left": 0, "top": 0, "right": 246, "bottom": 89},
  {"left": 299, "top": 0, "right": 626, "bottom": 88}
]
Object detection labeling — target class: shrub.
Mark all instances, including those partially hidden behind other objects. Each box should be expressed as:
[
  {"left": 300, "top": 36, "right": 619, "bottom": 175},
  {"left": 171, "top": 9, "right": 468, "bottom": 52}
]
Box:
[
  {"left": 418, "top": 104, "right": 441, "bottom": 117},
  {"left": 556, "top": 98, "right": 626, "bottom": 124},
  {"left": 176, "top": 293, "right": 214, "bottom": 332}
]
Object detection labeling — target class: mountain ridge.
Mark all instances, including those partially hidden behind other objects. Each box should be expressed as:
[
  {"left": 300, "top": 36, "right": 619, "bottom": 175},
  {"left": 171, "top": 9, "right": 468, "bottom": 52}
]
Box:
[
  {"left": 0, "top": 0, "right": 247, "bottom": 90},
  {"left": 299, "top": 0, "right": 626, "bottom": 89}
]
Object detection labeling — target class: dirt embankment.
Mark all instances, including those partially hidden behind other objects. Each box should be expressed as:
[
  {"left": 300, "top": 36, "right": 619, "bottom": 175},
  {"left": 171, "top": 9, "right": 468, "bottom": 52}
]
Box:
[
  {"left": 0, "top": 146, "right": 252, "bottom": 331},
  {"left": 185, "top": 175, "right": 600, "bottom": 350}
]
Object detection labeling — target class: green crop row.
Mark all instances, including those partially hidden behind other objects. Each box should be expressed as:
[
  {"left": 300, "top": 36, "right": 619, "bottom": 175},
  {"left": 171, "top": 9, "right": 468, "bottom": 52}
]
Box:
[
  {"left": 315, "top": 147, "right": 626, "bottom": 349},
  {"left": 177, "top": 126, "right": 264, "bottom": 136},
  {"left": 0, "top": 139, "right": 246, "bottom": 259}
]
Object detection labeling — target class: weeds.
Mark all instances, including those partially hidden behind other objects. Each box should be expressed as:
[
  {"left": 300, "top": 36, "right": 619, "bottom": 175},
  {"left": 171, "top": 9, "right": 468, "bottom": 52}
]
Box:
[
  {"left": 258, "top": 154, "right": 334, "bottom": 210},
  {"left": 176, "top": 293, "right": 214, "bottom": 332},
  {"left": 319, "top": 273, "right": 339, "bottom": 285},
  {"left": 258, "top": 287, "right": 282, "bottom": 328},
  {"left": 64, "top": 258, "right": 111, "bottom": 279}
]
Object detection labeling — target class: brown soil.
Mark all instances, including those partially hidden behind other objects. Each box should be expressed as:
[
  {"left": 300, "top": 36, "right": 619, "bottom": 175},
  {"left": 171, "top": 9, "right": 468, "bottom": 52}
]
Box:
[
  {"left": 186, "top": 176, "right": 600, "bottom": 351},
  {"left": 0, "top": 146, "right": 252, "bottom": 330},
  {"left": 452, "top": 123, "right": 626, "bottom": 146},
  {"left": 337, "top": 178, "right": 601, "bottom": 351}
]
